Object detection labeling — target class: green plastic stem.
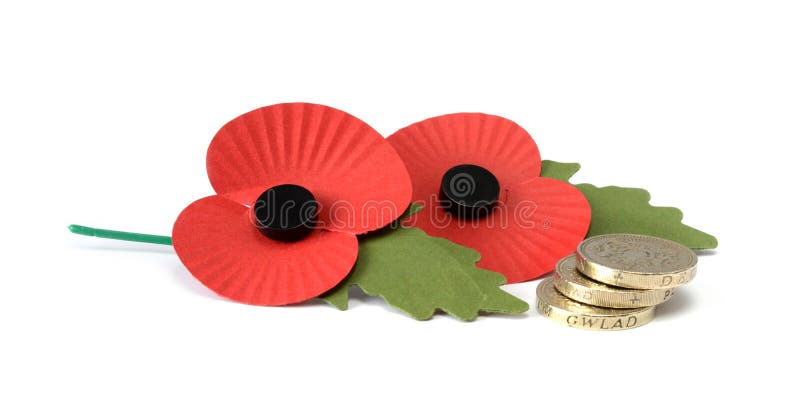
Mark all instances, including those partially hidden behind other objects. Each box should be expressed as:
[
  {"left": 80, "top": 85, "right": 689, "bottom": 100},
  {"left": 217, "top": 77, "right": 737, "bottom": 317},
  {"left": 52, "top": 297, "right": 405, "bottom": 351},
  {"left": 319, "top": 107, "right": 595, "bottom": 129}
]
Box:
[{"left": 68, "top": 225, "right": 173, "bottom": 246}]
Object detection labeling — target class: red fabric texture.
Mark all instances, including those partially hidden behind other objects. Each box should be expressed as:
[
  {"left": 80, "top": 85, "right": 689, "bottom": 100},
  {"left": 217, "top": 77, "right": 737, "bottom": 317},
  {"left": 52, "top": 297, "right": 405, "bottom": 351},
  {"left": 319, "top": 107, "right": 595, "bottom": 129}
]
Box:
[
  {"left": 206, "top": 103, "right": 412, "bottom": 234},
  {"left": 173, "top": 196, "right": 358, "bottom": 306},
  {"left": 173, "top": 103, "right": 411, "bottom": 305},
  {"left": 389, "top": 113, "right": 591, "bottom": 283}
]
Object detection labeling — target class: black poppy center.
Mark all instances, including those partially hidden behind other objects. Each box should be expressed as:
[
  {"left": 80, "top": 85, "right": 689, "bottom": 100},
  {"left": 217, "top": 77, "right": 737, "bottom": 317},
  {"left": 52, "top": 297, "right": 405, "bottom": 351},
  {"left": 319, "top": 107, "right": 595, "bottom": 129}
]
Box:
[
  {"left": 439, "top": 164, "right": 500, "bottom": 220},
  {"left": 253, "top": 184, "right": 319, "bottom": 242}
]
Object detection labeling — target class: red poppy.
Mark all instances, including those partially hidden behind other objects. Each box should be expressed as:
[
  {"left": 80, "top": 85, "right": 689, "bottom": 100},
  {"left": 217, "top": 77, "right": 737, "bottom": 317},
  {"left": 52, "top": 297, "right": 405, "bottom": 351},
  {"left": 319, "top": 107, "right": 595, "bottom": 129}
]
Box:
[
  {"left": 388, "top": 113, "right": 591, "bottom": 283},
  {"left": 173, "top": 103, "right": 412, "bottom": 306}
]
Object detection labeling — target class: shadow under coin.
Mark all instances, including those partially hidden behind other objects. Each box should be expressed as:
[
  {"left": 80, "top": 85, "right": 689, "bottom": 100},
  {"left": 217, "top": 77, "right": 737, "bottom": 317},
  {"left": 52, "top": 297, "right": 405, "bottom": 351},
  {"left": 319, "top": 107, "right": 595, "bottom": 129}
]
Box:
[{"left": 655, "top": 290, "right": 696, "bottom": 321}]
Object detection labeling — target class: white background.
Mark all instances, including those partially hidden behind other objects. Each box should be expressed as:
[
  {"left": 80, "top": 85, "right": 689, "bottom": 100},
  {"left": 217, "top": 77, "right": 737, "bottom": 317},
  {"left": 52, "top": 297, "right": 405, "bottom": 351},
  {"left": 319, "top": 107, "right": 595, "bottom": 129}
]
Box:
[{"left": 2, "top": 1, "right": 798, "bottom": 399}]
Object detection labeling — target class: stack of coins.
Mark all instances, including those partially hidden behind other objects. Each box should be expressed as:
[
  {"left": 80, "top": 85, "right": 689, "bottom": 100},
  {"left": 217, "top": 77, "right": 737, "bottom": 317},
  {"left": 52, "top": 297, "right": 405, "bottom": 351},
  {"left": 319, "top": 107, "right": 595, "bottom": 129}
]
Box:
[{"left": 536, "top": 234, "right": 698, "bottom": 331}]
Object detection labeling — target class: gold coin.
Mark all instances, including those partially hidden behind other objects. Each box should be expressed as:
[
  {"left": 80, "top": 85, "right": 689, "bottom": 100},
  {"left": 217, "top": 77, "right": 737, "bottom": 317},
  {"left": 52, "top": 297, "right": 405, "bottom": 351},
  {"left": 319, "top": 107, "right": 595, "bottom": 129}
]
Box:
[
  {"left": 554, "top": 254, "right": 675, "bottom": 308},
  {"left": 576, "top": 234, "right": 697, "bottom": 289},
  {"left": 536, "top": 278, "right": 655, "bottom": 331}
]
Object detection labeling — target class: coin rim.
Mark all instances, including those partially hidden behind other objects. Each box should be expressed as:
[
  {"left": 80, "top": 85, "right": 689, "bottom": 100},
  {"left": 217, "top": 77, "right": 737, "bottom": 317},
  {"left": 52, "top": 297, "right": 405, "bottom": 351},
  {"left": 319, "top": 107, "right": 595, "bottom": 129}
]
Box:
[
  {"left": 536, "top": 278, "right": 655, "bottom": 331},
  {"left": 576, "top": 234, "right": 698, "bottom": 289},
  {"left": 554, "top": 255, "right": 676, "bottom": 308}
]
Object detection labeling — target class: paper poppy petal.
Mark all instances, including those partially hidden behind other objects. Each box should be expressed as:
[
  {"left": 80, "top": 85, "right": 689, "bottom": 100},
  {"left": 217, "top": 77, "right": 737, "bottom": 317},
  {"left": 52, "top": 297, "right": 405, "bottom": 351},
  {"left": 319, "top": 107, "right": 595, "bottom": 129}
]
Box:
[
  {"left": 404, "top": 178, "right": 591, "bottom": 283},
  {"left": 172, "top": 195, "right": 358, "bottom": 305},
  {"left": 387, "top": 113, "right": 541, "bottom": 205},
  {"left": 206, "top": 103, "right": 412, "bottom": 234}
]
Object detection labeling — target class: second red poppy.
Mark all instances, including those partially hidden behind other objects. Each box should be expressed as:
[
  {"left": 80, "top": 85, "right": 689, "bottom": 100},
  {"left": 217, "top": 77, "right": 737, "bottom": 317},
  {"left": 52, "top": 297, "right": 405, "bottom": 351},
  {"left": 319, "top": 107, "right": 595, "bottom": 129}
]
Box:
[{"left": 388, "top": 113, "right": 592, "bottom": 283}]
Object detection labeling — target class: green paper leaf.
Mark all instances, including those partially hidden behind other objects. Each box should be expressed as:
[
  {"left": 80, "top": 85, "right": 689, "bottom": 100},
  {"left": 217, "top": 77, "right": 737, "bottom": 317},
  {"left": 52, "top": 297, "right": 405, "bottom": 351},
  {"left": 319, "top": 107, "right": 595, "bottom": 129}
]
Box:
[
  {"left": 540, "top": 160, "right": 581, "bottom": 182},
  {"left": 540, "top": 160, "right": 718, "bottom": 249},
  {"left": 320, "top": 222, "right": 529, "bottom": 321}
]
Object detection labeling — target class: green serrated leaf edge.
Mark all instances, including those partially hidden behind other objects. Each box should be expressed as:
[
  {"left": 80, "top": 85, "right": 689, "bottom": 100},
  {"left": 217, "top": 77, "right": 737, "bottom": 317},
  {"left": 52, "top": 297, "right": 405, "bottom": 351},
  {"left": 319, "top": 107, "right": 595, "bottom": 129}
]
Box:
[{"left": 540, "top": 160, "right": 718, "bottom": 249}]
